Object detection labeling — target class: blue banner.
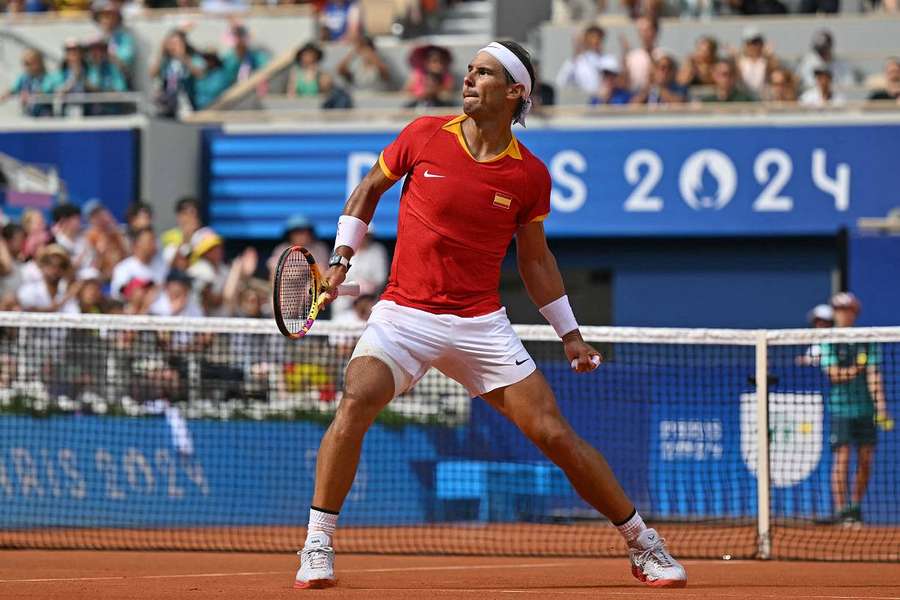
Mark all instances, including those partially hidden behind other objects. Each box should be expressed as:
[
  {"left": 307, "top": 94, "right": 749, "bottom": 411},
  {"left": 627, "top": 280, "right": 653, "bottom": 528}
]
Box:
[
  {"left": 0, "top": 128, "right": 138, "bottom": 221},
  {"left": 2, "top": 361, "right": 897, "bottom": 528},
  {"left": 204, "top": 122, "right": 900, "bottom": 239}
]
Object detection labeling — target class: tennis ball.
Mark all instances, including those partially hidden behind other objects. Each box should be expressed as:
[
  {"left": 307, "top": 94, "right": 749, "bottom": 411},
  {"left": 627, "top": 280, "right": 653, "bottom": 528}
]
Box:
[{"left": 856, "top": 352, "right": 868, "bottom": 366}]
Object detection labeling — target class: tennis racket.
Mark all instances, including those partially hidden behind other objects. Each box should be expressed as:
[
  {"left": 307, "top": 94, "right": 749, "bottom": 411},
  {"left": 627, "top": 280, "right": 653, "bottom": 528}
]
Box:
[{"left": 273, "top": 245, "right": 359, "bottom": 339}]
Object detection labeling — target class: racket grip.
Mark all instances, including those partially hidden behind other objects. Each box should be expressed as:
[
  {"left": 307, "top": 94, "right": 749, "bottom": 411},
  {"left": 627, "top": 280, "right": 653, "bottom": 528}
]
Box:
[{"left": 337, "top": 283, "right": 360, "bottom": 297}]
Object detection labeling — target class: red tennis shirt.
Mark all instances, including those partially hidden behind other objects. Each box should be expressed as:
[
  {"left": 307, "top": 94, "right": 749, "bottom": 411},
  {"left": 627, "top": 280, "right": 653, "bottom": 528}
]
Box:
[{"left": 378, "top": 114, "right": 551, "bottom": 317}]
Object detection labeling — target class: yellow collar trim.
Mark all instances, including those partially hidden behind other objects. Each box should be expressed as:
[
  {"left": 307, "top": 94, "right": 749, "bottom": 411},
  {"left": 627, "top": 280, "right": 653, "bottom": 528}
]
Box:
[{"left": 441, "top": 114, "right": 522, "bottom": 163}]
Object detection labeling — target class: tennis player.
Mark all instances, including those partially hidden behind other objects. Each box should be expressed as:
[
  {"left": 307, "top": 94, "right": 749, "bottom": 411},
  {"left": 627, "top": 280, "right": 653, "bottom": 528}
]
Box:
[{"left": 295, "top": 41, "right": 687, "bottom": 589}]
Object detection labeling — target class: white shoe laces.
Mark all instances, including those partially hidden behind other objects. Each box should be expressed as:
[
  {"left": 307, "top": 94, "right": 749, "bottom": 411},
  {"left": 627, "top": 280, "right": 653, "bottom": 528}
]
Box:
[
  {"left": 300, "top": 545, "right": 333, "bottom": 571},
  {"left": 635, "top": 537, "right": 675, "bottom": 569}
]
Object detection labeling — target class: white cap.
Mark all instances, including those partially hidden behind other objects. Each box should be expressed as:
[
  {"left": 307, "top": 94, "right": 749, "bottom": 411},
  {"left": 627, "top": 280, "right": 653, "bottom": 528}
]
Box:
[
  {"left": 808, "top": 304, "right": 834, "bottom": 323},
  {"left": 597, "top": 55, "right": 620, "bottom": 74},
  {"left": 742, "top": 26, "right": 764, "bottom": 42},
  {"left": 77, "top": 266, "right": 102, "bottom": 282}
]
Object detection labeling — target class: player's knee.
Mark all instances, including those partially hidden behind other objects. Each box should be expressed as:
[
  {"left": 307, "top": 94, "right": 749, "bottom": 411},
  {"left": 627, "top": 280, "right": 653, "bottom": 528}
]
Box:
[
  {"left": 331, "top": 395, "right": 379, "bottom": 440},
  {"left": 531, "top": 419, "right": 575, "bottom": 458}
]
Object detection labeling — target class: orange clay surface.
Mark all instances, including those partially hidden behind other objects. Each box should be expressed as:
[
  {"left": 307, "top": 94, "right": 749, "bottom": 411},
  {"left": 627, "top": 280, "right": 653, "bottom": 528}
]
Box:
[{"left": 2, "top": 551, "right": 899, "bottom": 600}]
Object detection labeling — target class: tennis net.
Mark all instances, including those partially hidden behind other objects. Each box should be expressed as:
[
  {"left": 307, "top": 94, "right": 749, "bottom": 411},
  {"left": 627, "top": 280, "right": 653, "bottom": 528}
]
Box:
[{"left": 0, "top": 312, "right": 896, "bottom": 561}]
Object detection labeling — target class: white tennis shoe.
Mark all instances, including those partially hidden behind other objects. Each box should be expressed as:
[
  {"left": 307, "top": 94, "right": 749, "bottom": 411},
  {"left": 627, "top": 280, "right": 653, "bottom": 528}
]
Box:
[
  {"left": 628, "top": 528, "right": 687, "bottom": 588},
  {"left": 294, "top": 532, "right": 336, "bottom": 589}
]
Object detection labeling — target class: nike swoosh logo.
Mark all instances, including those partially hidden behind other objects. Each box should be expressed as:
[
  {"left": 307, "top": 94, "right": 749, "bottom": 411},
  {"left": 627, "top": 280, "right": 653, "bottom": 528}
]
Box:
[
  {"left": 423, "top": 170, "right": 445, "bottom": 178},
  {"left": 515, "top": 358, "right": 530, "bottom": 366}
]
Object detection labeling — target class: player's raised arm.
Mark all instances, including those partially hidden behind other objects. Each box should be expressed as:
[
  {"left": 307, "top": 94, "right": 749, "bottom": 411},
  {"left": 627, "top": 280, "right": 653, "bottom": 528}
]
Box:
[
  {"left": 323, "top": 161, "right": 397, "bottom": 295},
  {"left": 515, "top": 220, "right": 602, "bottom": 372}
]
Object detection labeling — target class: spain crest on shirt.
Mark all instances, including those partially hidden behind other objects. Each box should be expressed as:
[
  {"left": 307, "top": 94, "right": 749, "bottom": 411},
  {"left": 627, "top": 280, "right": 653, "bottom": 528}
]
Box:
[{"left": 493, "top": 193, "right": 512, "bottom": 210}]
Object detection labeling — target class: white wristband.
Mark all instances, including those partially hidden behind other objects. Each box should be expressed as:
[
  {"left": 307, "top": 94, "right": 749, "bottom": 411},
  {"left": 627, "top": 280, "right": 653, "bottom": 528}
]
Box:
[
  {"left": 539, "top": 295, "right": 579, "bottom": 338},
  {"left": 334, "top": 215, "right": 368, "bottom": 254}
]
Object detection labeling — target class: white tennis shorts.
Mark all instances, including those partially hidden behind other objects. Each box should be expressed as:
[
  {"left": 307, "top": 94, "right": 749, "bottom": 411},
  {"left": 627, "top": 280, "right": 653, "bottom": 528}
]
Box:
[{"left": 349, "top": 300, "right": 536, "bottom": 397}]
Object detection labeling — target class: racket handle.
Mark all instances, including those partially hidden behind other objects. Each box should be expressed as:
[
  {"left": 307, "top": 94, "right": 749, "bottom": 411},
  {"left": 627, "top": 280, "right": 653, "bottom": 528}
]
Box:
[{"left": 337, "top": 283, "right": 360, "bottom": 297}]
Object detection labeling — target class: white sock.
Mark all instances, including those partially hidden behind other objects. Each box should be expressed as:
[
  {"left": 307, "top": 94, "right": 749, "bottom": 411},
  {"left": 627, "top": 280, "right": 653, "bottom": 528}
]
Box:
[
  {"left": 306, "top": 507, "right": 338, "bottom": 543},
  {"left": 615, "top": 509, "right": 647, "bottom": 544}
]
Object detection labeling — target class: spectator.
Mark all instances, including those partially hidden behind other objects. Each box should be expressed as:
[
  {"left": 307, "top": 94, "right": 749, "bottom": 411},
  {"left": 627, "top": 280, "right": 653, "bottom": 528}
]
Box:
[
  {"left": 330, "top": 224, "right": 387, "bottom": 317},
  {"left": 222, "top": 24, "right": 269, "bottom": 86},
  {"left": 187, "top": 228, "right": 228, "bottom": 316},
  {"left": 195, "top": 49, "right": 232, "bottom": 110},
  {"left": 405, "top": 72, "right": 455, "bottom": 109},
  {"left": 632, "top": 52, "right": 688, "bottom": 105},
  {"left": 46, "top": 39, "right": 89, "bottom": 110},
  {"left": 161, "top": 196, "right": 204, "bottom": 266},
  {"left": 1, "top": 48, "right": 53, "bottom": 117},
  {"left": 150, "top": 30, "right": 206, "bottom": 118},
  {"left": 111, "top": 226, "right": 168, "bottom": 300},
  {"left": 120, "top": 276, "right": 156, "bottom": 314},
  {"left": 405, "top": 44, "right": 454, "bottom": 103},
  {"left": 17, "top": 244, "right": 78, "bottom": 312},
  {"left": 149, "top": 269, "right": 204, "bottom": 317},
  {"left": 622, "top": 0, "right": 663, "bottom": 18},
  {"left": 531, "top": 59, "right": 556, "bottom": 111},
  {"left": 92, "top": 0, "right": 136, "bottom": 83},
  {"left": 267, "top": 214, "right": 329, "bottom": 277},
  {"left": 735, "top": 28, "right": 779, "bottom": 98},
  {"left": 50, "top": 203, "right": 91, "bottom": 270},
  {"left": 623, "top": 17, "right": 659, "bottom": 92},
  {"left": 222, "top": 247, "right": 261, "bottom": 317},
  {"left": 125, "top": 201, "right": 153, "bottom": 237},
  {"left": 336, "top": 36, "right": 394, "bottom": 92},
  {"left": 699, "top": 60, "right": 755, "bottom": 103},
  {"left": 590, "top": 56, "right": 632, "bottom": 105},
  {"left": 797, "top": 30, "right": 858, "bottom": 92},
  {"left": 800, "top": 67, "right": 847, "bottom": 108},
  {"left": 319, "top": 0, "right": 361, "bottom": 42},
  {"left": 763, "top": 67, "right": 798, "bottom": 102},
  {"left": 869, "top": 57, "right": 900, "bottom": 102},
  {"left": 555, "top": 25, "right": 615, "bottom": 96},
  {"left": 820, "top": 292, "right": 893, "bottom": 525},
  {"left": 69, "top": 266, "right": 106, "bottom": 314},
  {"left": 796, "top": 303, "right": 834, "bottom": 367},
  {"left": 84, "top": 36, "right": 128, "bottom": 116},
  {"left": 677, "top": 36, "right": 719, "bottom": 88},
  {"left": 20, "top": 208, "right": 50, "bottom": 261},
  {"left": 82, "top": 198, "right": 129, "bottom": 281},
  {"left": 0, "top": 223, "right": 26, "bottom": 308},
  {"left": 287, "top": 43, "right": 333, "bottom": 98}
]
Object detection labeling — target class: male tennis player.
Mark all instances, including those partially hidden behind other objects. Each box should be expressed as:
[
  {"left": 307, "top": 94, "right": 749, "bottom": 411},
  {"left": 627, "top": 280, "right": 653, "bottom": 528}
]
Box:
[{"left": 294, "top": 40, "right": 687, "bottom": 589}]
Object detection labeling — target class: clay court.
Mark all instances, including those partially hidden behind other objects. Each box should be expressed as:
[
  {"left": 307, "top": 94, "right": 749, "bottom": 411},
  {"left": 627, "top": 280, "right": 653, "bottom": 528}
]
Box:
[{"left": 3, "top": 551, "right": 900, "bottom": 600}]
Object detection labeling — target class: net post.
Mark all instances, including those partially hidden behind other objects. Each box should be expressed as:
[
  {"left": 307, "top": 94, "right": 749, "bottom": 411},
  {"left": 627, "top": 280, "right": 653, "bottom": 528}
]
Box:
[{"left": 755, "top": 330, "right": 771, "bottom": 560}]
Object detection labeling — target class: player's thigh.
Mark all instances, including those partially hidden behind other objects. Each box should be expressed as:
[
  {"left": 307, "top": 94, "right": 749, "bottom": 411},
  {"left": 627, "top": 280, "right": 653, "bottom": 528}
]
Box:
[
  {"left": 481, "top": 370, "right": 571, "bottom": 440},
  {"left": 443, "top": 307, "right": 535, "bottom": 397},
  {"left": 342, "top": 356, "right": 396, "bottom": 415}
]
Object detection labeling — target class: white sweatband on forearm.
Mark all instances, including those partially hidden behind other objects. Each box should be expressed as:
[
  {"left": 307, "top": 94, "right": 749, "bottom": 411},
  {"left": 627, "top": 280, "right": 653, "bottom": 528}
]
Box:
[
  {"left": 539, "top": 295, "right": 579, "bottom": 338},
  {"left": 333, "top": 215, "right": 368, "bottom": 254}
]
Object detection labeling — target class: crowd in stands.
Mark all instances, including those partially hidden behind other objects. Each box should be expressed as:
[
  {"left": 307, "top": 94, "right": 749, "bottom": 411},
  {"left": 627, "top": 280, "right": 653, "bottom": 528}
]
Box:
[
  {"left": 3, "top": 0, "right": 899, "bottom": 117},
  {"left": 0, "top": 0, "right": 274, "bottom": 116},
  {"left": 0, "top": 196, "right": 390, "bottom": 322},
  {"left": 558, "top": 21, "right": 900, "bottom": 108},
  {"left": 561, "top": 0, "right": 897, "bottom": 19}
]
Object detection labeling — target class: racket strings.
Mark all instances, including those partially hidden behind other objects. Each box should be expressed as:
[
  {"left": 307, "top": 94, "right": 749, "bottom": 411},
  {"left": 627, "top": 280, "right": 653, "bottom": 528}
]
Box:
[{"left": 279, "top": 251, "right": 315, "bottom": 334}]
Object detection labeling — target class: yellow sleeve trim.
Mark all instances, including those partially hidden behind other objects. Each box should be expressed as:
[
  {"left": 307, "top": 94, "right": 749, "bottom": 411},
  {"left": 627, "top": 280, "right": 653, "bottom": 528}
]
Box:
[
  {"left": 378, "top": 152, "right": 401, "bottom": 181},
  {"left": 530, "top": 212, "right": 550, "bottom": 223}
]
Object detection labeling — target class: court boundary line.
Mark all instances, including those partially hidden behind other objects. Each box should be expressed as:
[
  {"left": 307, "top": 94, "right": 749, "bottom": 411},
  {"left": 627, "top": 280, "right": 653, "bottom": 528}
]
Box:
[{"left": 0, "top": 561, "right": 575, "bottom": 584}]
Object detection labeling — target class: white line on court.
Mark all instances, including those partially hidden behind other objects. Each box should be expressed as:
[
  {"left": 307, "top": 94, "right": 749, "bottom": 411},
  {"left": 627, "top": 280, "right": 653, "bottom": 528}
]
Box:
[{"left": 0, "top": 562, "right": 573, "bottom": 584}]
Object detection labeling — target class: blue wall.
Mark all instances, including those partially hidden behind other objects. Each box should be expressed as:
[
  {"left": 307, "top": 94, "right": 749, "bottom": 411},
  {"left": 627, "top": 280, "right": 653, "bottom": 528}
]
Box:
[{"left": 849, "top": 234, "right": 900, "bottom": 326}]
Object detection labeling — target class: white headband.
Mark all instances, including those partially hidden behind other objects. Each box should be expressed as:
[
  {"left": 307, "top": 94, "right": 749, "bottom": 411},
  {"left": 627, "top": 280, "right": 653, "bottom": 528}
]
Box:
[{"left": 478, "top": 41, "right": 533, "bottom": 126}]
